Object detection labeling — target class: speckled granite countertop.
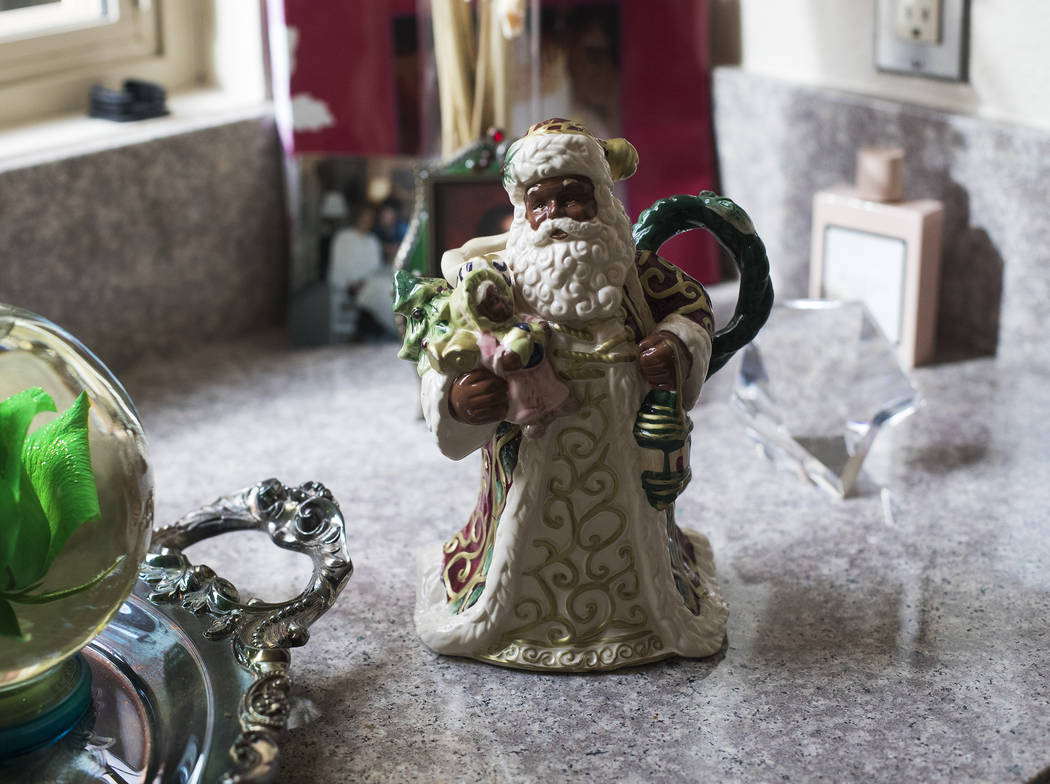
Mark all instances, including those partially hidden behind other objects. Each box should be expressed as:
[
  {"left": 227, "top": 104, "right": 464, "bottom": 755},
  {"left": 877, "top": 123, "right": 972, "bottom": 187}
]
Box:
[{"left": 118, "top": 331, "right": 1050, "bottom": 784}]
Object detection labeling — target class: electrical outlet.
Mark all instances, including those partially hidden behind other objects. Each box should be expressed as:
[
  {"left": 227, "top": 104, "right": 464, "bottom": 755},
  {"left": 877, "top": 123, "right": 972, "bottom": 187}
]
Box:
[
  {"left": 893, "top": 0, "right": 942, "bottom": 44},
  {"left": 875, "top": 0, "right": 969, "bottom": 81}
]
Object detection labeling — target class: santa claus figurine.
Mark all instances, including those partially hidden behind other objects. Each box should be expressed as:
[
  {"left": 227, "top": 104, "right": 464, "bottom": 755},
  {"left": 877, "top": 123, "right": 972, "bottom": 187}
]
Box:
[{"left": 408, "top": 118, "right": 768, "bottom": 671}]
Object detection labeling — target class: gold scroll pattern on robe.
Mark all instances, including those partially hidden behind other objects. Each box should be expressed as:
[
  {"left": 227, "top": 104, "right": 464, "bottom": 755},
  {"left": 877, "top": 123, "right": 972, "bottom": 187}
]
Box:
[{"left": 482, "top": 384, "right": 664, "bottom": 670}]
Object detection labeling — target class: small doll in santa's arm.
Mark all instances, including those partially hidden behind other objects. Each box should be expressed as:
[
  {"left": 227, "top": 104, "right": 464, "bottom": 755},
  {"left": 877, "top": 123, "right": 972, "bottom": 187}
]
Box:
[{"left": 442, "top": 256, "right": 572, "bottom": 435}]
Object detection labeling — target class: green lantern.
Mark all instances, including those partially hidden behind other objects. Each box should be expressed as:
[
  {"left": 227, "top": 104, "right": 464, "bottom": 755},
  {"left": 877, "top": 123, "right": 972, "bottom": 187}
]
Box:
[{"left": 633, "top": 386, "right": 693, "bottom": 511}]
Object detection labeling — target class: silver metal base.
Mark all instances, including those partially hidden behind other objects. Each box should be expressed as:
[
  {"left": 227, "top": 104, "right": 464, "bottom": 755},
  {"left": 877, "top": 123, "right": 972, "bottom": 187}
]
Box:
[{"left": 0, "top": 478, "right": 353, "bottom": 784}]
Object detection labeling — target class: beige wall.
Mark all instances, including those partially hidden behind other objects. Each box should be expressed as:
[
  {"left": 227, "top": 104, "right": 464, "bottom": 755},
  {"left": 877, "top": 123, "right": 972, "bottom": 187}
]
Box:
[{"left": 711, "top": 0, "right": 1050, "bottom": 131}]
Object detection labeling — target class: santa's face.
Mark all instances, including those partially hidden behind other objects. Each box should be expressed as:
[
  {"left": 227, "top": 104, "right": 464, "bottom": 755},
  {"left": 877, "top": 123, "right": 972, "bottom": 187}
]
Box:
[
  {"left": 506, "top": 175, "right": 634, "bottom": 327},
  {"left": 524, "top": 176, "right": 598, "bottom": 233}
]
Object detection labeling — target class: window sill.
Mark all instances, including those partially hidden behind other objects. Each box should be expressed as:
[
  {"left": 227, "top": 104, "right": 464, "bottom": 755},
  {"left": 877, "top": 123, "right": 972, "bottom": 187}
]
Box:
[{"left": 0, "top": 88, "right": 274, "bottom": 174}]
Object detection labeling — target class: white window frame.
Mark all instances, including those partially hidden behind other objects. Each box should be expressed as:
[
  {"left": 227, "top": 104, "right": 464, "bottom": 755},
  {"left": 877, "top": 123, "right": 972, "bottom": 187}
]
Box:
[
  {"left": 0, "top": 0, "right": 157, "bottom": 84},
  {"left": 0, "top": 0, "right": 208, "bottom": 129},
  {"left": 0, "top": 1, "right": 115, "bottom": 43}
]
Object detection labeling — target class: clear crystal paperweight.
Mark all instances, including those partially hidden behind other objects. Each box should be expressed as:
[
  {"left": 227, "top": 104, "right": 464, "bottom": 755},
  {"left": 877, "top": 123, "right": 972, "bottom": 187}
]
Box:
[{"left": 731, "top": 299, "right": 922, "bottom": 497}]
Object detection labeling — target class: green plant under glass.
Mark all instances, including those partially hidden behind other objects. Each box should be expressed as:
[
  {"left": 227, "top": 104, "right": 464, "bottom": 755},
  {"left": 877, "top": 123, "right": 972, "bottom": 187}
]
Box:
[
  {"left": 0, "top": 388, "right": 123, "bottom": 641},
  {"left": 0, "top": 304, "right": 153, "bottom": 758}
]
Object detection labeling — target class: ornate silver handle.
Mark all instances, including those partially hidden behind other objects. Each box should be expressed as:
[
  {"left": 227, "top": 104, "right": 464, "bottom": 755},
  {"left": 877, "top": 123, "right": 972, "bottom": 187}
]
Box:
[{"left": 139, "top": 478, "right": 353, "bottom": 784}]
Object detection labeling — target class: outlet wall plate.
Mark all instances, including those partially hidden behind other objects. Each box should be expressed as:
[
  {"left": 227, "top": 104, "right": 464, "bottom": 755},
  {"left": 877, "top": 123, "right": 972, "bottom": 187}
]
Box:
[
  {"left": 875, "top": 0, "right": 969, "bottom": 81},
  {"left": 893, "top": 0, "right": 942, "bottom": 44}
]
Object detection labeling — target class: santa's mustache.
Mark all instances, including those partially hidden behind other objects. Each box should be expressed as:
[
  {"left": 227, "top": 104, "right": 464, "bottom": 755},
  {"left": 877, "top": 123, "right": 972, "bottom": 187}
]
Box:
[{"left": 528, "top": 216, "right": 602, "bottom": 246}]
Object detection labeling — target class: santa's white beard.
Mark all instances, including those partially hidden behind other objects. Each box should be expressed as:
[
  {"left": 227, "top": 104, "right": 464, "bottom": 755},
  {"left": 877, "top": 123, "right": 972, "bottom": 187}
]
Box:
[{"left": 506, "top": 210, "right": 634, "bottom": 326}]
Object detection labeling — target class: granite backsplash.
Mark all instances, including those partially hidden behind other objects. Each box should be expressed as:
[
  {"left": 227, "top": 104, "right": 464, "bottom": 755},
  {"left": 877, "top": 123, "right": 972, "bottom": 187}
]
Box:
[
  {"left": 713, "top": 66, "right": 1050, "bottom": 367},
  {"left": 0, "top": 116, "right": 288, "bottom": 371}
]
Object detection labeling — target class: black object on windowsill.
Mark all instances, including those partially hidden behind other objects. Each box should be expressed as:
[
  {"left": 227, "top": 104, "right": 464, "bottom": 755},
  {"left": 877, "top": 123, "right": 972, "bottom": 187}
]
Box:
[{"left": 89, "top": 80, "right": 169, "bottom": 122}]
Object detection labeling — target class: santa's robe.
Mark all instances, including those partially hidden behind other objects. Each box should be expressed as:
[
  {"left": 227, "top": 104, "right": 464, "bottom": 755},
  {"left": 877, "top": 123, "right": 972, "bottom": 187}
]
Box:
[{"left": 416, "top": 250, "right": 728, "bottom": 670}]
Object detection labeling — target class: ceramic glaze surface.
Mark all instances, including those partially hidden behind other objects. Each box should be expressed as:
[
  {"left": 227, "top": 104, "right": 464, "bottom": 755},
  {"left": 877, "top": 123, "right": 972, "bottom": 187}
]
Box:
[
  {"left": 399, "top": 119, "right": 771, "bottom": 670},
  {"left": 0, "top": 306, "right": 152, "bottom": 687}
]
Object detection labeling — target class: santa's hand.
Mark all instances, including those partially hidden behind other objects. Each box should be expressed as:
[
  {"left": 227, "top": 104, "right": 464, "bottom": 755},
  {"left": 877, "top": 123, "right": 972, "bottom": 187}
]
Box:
[
  {"left": 449, "top": 369, "right": 509, "bottom": 424},
  {"left": 638, "top": 331, "right": 692, "bottom": 391}
]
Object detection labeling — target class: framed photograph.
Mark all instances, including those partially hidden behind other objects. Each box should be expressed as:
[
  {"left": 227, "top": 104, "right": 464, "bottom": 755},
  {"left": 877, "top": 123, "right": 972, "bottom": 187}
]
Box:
[
  {"left": 428, "top": 175, "right": 513, "bottom": 268},
  {"left": 288, "top": 154, "right": 417, "bottom": 346},
  {"left": 810, "top": 186, "right": 944, "bottom": 367},
  {"left": 396, "top": 131, "right": 511, "bottom": 279}
]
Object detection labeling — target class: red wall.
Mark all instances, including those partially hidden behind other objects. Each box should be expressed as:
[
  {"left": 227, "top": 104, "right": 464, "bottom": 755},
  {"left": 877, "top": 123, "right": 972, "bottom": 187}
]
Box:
[{"left": 276, "top": 0, "right": 719, "bottom": 281}]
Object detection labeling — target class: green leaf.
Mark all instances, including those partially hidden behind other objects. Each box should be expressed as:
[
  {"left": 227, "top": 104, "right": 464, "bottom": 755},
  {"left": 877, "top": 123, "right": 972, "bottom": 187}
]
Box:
[
  {"left": 0, "top": 387, "right": 55, "bottom": 489},
  {"left": 0, "top": 597, "right": 23, "bottom": 639},
  {"left": 21, "top": 391, "right": 100, "bottom": 573},
  {"left": 0, "top": 484, "right": 18, "bottom": 589},
  {"left": 0, "top": 388, "right": 56, "bottom": 585},
  {"left": 4, "top": 475, "right": 51, "bottom": 591}
]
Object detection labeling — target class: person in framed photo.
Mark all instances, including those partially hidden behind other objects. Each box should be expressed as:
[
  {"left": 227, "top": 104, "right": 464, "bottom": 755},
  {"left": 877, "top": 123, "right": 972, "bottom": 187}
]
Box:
[{"left": 328, "top": 204, "right": 398, "bottom": 340}]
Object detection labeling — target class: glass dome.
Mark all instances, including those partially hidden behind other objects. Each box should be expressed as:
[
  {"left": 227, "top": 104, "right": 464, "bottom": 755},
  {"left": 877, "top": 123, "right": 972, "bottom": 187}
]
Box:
[{"left": 0, "top": 305, "right": 152, "bottom": 689}]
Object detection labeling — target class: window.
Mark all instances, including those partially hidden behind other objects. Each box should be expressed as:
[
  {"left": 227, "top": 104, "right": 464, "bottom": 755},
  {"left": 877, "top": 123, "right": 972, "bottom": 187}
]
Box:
[
  {"left": 0, "top": 0, "right": 206, "bottom": 129},
  {"left": 0, "top": 1, "right": 112, "bottom": 39},
  {"left": 0, "top": 0, "right": 157, "bottom": 84}
]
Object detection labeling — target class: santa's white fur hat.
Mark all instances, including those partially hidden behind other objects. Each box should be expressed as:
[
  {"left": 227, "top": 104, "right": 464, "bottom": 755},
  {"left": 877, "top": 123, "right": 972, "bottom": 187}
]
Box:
[{"left": 502, "top": 118, "right": 638, "bottom": 203}]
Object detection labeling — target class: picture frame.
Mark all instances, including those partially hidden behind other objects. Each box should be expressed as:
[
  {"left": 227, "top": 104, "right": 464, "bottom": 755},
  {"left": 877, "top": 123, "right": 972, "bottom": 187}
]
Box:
[
  {"left": 395, "top": 130, "right": 511, "bottom": 279},
  {"left": 426, "top": 175, "right": 513, "bottom": 273},
  {"left": 287, "top": 154, "right": 417, "bottom": 346}
]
